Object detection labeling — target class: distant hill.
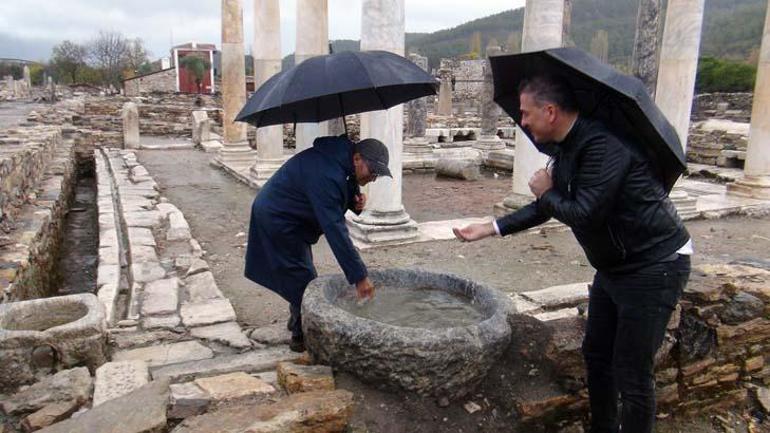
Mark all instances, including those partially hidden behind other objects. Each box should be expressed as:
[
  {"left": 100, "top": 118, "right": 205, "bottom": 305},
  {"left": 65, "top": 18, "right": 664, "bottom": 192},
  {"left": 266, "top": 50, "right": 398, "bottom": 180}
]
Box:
[{"left": 283, "top": 0, "right": 767, "bottom": 72}]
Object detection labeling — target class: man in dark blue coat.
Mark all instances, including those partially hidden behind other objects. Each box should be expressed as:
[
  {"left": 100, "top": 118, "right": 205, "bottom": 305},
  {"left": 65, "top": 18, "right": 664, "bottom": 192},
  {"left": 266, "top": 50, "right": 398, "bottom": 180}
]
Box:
[{"left": 245, "top": 135, "right": 391, "bottom": 352}]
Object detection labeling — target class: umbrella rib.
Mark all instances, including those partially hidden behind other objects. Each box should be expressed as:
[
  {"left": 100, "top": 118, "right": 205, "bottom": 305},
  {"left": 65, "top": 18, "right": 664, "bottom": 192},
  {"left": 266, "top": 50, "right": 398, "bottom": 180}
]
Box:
[{"left": 351, "top": 52, "right": 388, "bottom": 110}]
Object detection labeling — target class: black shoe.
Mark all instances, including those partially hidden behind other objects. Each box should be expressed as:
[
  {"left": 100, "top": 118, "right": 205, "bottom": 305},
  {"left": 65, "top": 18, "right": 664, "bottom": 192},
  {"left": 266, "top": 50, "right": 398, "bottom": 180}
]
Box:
[{"left": 289, "top": 336, "right": 305, "bottom": 353}]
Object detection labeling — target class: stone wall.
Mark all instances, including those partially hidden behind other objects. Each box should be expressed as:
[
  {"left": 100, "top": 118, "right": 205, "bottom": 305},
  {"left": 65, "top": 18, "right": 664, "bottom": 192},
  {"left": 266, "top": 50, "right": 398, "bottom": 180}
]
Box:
[
  {"left": 123, "top": 68, "right": 177, "bottom": 96},
  {"left": 692, "top": 93, "right": 753, "bottom": 122},
  {"left": 505, "top": 262, "right": 770, "bottom": 426},
  {"left": 0, "top": 125, "right": 76, "bottom": 301}
]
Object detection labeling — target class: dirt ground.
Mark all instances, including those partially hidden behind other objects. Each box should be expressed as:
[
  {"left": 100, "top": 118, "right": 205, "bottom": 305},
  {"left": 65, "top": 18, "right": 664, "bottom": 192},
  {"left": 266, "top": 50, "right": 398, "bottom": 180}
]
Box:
[{"left": 138, "top": 148, "right": 770, "bottom": 433}]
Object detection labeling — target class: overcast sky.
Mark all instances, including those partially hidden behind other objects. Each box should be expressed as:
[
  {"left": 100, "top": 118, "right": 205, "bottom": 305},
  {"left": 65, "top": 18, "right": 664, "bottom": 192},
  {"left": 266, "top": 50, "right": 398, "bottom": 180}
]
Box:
[{"left": 0, "top": 0, "right": 526, "bottom": 61}]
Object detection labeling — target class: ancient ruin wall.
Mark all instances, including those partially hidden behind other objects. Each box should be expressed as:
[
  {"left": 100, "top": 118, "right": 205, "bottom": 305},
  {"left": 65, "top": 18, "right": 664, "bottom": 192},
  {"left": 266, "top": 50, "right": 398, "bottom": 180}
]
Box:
[{"left": 0, "top": 126, "right": 76, "bottom": 301}]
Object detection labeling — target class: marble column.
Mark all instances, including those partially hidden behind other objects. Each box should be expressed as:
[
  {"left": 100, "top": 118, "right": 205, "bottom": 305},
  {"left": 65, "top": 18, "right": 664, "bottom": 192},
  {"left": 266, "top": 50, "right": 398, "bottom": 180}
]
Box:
[
  {"left": 475, "top": 43, "right": 505, "bottom": 152},
  {"left": 655, "top": 0, "right": 705, "bottom": 218},
  {"left": 122, "top": 102, "right": 140, "bottom": 149},
  {"left": 632, "top": 0, "right": 662, "bottom": 96},
  {"left": 214, "top": 0, "right": 257, "bottom": 174},
  {"left": 496, "top": 0, "right": 564, "bottom": 215},
  {"left": 437, "top": 70, "right": 453, "bottom": 116},
  {"left": 728, "top": 2, "right": 770, "bottom": 199},
  {"left": 294, "top": 0, "right": 329, "bottom": 152},
  {"left": 5, "top": 76, "right": 13, "bottom": 98},
  {"left": 347, "top": 0, "right": 418, "bottom": 244},
  {"left": 250, "top": 0, "right": 286, "bottom": 187}
]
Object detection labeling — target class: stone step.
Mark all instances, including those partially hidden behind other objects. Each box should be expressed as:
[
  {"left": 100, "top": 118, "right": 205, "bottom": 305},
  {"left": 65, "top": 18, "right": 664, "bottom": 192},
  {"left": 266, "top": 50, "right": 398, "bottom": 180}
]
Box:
[{"left": 151, "top": 348, "right": 299, "bottom": 383}]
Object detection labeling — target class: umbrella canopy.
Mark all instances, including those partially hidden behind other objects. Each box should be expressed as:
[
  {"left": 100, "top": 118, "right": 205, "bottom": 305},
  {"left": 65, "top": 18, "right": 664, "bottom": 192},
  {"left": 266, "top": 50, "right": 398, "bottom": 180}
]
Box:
[
  {"left": 490, "top": 47, "right": 686, "bottom": 192},
  {"left": 236, "top": 50, "right": 438, "bottom": 127}
]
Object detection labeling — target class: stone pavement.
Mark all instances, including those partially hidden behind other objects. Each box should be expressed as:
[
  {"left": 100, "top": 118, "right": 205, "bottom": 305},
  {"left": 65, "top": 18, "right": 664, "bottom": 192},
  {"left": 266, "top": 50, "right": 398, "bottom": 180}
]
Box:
[{"left": 0, "top": 147, "right": 356, "bottom": 432}]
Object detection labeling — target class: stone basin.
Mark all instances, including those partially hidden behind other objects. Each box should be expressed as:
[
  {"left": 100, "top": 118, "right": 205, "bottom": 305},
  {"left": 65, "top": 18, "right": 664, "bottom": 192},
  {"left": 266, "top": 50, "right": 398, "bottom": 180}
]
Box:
[
  {"left": 0, "top": 293, "right": 107, "bottom": 390},
  {"left": 302, "top": 268, "right": 512, "bottom": 399}
]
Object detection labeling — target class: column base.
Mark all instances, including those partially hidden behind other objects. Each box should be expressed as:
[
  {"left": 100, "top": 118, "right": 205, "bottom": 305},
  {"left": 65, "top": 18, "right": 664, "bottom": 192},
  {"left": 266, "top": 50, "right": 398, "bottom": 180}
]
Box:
[
  {"left": 346, "top": 208, "right": 419, "bottom": 245},
  {"left": 249, "top": 157, "right": 287, "bottom": 188},
  {"left": 212, "top": 141, "right": 257, "bottom": 175},
  {"left": 403, "top": 137, "right": 437, "bottom": 171},
  {"left": 473, "top": 135, "right": 506, "bottom": 152},
  {"left": 727, "top": 175, "right": 770, "bottom": 200},
  {"left": 669, "top": 188, "right": 700, "bottom": 220}
]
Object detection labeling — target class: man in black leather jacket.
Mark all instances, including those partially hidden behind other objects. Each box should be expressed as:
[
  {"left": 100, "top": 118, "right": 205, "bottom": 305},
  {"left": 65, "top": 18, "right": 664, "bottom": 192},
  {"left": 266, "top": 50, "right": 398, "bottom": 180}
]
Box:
[{"left": 455, "top": 75, "right": 691, "bottom": 433}]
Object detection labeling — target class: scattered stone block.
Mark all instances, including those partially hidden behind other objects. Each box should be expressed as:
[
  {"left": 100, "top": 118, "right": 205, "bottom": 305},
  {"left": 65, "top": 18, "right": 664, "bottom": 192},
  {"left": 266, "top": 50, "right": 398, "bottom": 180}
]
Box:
[
  {"left": 194, "top": 372, "right": 275, "bottom": 401},
  {"left": 190, "top": 322, "right": 252, "bottom": 349},
  {"left": 169, "top": 382, "right": 210, "bottom": 420},
  {"left": 522, "top": 282, "right": 590, "bottom": 309},
  {"left": 141, "top": 277, "right": 179, "bottom": 316},
  {"left": 124, "top": 210, "right": 162, "bottom": 228},
  {"left": 720, "top": 292, "right": 764, "bottom": 325},
  {"left": 756, "top": 386, "right": 770, "bottom": 413},
  {"left": 168, "top": 212, "right": 192, "bottom": 241},
  {"left": 131, "top": 245, "right": 159, "bottom": 264},
  {"left": 152, "top": 348, "right": 298, "bottom": 383},
  {"left": 113, "top": 341, "right": 214, "bottom": 368},
  {"left": 20, "top": 400, "right": 80, "bottom": 432},
  {"left": 171, "top": 389, "right": 354, "bottom": 433},
  {"left": 277, "top": 362, "right": 335, "bottom": 394},
  {"left": 180, "top": 299, "right": 236, "bottom": 327},
  {"left": 435, "top": 158, "right": 480, "bottom": 180},
  {"left": 249, "top": 324, "right": 292, "bottom": 346},
  {"left": 36, "top": 378, "right": 169, "bottom": 433},
  {"left": 1, "top": 367, "right": 92, "bottom": 415},
  {"left": 92, "top": 361, "right": 150, "bottom": 407}
]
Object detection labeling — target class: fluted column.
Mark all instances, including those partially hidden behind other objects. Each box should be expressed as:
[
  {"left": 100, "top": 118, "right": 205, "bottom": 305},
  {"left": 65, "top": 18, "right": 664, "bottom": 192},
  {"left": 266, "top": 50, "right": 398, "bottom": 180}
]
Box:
[
  {"left": 294, "top": 0, "right": 329, "bottom": 152},
  {"left": 728, "top": 1, "right": 770, "bottom": 199},
  {"left": 655, "top": 0, "right": 705, "bottom": 218},
  {"left": 347, "top": 0, "right": 418, "bottom": 244},
  {"left": 496, "top": 0, "right": 565, "bottom": 214},
  {"left": 249, "top": 0, "right": 286, "bottom": 187},
  {"left": 214, "top": 0, "right": 257, "bottom": 173}
]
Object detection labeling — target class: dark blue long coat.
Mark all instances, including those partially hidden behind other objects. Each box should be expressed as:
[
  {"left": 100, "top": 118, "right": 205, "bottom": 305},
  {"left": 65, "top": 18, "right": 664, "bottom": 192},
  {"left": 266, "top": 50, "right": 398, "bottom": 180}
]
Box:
[{"left": 244, "top": 135, "right": 367, "bottom": 306}]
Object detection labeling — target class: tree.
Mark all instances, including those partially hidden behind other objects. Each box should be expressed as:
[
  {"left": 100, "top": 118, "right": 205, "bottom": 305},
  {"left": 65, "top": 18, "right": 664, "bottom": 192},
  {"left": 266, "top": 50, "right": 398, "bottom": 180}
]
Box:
[
  {"left": 124, "top": 38, "right": 150, "bottom": 76},
  {"left": 88, "top": 30, "right": 129, "bottom": 87},
  {"left": 590, "top": 30, "right": 610, "bottom": 64},
  {"left": 179, "top": 55, "right": 211, "bottom": 94},
  {"left": 51, "top": 40, "right": 87, "bottom": 83}
]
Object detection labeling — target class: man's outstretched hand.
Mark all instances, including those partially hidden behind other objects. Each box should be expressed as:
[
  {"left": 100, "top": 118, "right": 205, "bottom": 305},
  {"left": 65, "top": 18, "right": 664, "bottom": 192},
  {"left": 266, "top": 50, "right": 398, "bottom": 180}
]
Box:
[
  {"left": 356, "top": 277, "right": 375, "bottom": 300},
  {"left": 453, "top": 222, "right": 496, "bottom": 242}
]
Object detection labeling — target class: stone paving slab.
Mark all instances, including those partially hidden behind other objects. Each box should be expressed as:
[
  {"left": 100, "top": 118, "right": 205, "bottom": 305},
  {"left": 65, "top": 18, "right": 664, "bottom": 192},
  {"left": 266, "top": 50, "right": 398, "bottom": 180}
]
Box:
[
  {"left": 152, "top": 348, "right": 298, "bottom": 383},
  {"left": 184, "top": 271, "right": 224, "bottom": 302},
  {"left": 194, "top": 372, "right": 275, "bottom": 401},
  {"left": 37, "top": 378, "right": 170, "bottom": 433},
  {"left": 131, "top": 261, "right": 166, "bottom": 283},
  {"left": 113, "top": 341, "right": 214, "bottom": 368},
  {"left": 92, "top": 361, "right": 150, "bottom": 407},
  {"left": 127, "top": 227, "right": 156, "bottom": 247},
  {"left": 141, "top": 277, "right": 179, "bottom": 316},
  {"left": 180, "top": 299, "right": 236, "bottom": 327},
  {"left": 190, "top": 322, "right": 252, "bottom": 349},
  {"left": 142, "top": 314, "right": 182, "bottom": 330}
]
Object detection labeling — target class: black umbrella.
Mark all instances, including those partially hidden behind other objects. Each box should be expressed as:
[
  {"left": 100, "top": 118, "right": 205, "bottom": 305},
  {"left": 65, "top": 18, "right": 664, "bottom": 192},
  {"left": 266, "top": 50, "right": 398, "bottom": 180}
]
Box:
[
  {"left": 490, "top": 47, "right": 686, "bottom": 192},
  {"left": 235, "top": 50, "right": 439, "bottom": 133}
]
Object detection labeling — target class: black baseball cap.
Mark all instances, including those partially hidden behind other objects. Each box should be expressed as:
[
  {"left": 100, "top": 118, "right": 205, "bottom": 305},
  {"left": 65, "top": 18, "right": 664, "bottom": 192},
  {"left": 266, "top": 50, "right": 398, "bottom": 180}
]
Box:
[{"left": 356, "top": 138, "right": 392, "bottom": 178}]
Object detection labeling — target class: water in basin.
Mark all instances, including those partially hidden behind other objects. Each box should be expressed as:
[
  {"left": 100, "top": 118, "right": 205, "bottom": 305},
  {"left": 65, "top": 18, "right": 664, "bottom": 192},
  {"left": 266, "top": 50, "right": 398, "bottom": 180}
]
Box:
[{"left": 335, "top": 286, "right": 486, "bottom": 329}]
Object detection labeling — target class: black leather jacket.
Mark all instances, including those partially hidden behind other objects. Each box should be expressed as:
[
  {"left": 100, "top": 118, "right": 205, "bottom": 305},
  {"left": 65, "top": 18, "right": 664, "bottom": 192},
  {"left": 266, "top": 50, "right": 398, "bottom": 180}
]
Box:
[{"left": 496, "top": 117, "right": 690, "bottom": 273}]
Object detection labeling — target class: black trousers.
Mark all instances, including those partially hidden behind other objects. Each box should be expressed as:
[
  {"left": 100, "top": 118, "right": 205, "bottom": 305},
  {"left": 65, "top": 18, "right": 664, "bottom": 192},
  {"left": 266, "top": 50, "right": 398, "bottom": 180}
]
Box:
[
  {"left": 289, "top": 303, "right": 303, "bottom": 339},
  {"left": 583, "top": 255, "right": 690, "bottom": 433}
]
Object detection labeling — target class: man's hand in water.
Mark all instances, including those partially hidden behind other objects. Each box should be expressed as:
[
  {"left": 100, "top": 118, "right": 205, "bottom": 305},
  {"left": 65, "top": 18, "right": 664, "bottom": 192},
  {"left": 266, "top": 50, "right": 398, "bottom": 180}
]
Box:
[
  {"left": 356, "top": 277, "right": 375, "bottom": 300},
  {"left": 453, "top": 222, "right": 496, "bottom": 242},
  {"left": 354, "top": 193, "right": 367, "bottom": 212}
]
